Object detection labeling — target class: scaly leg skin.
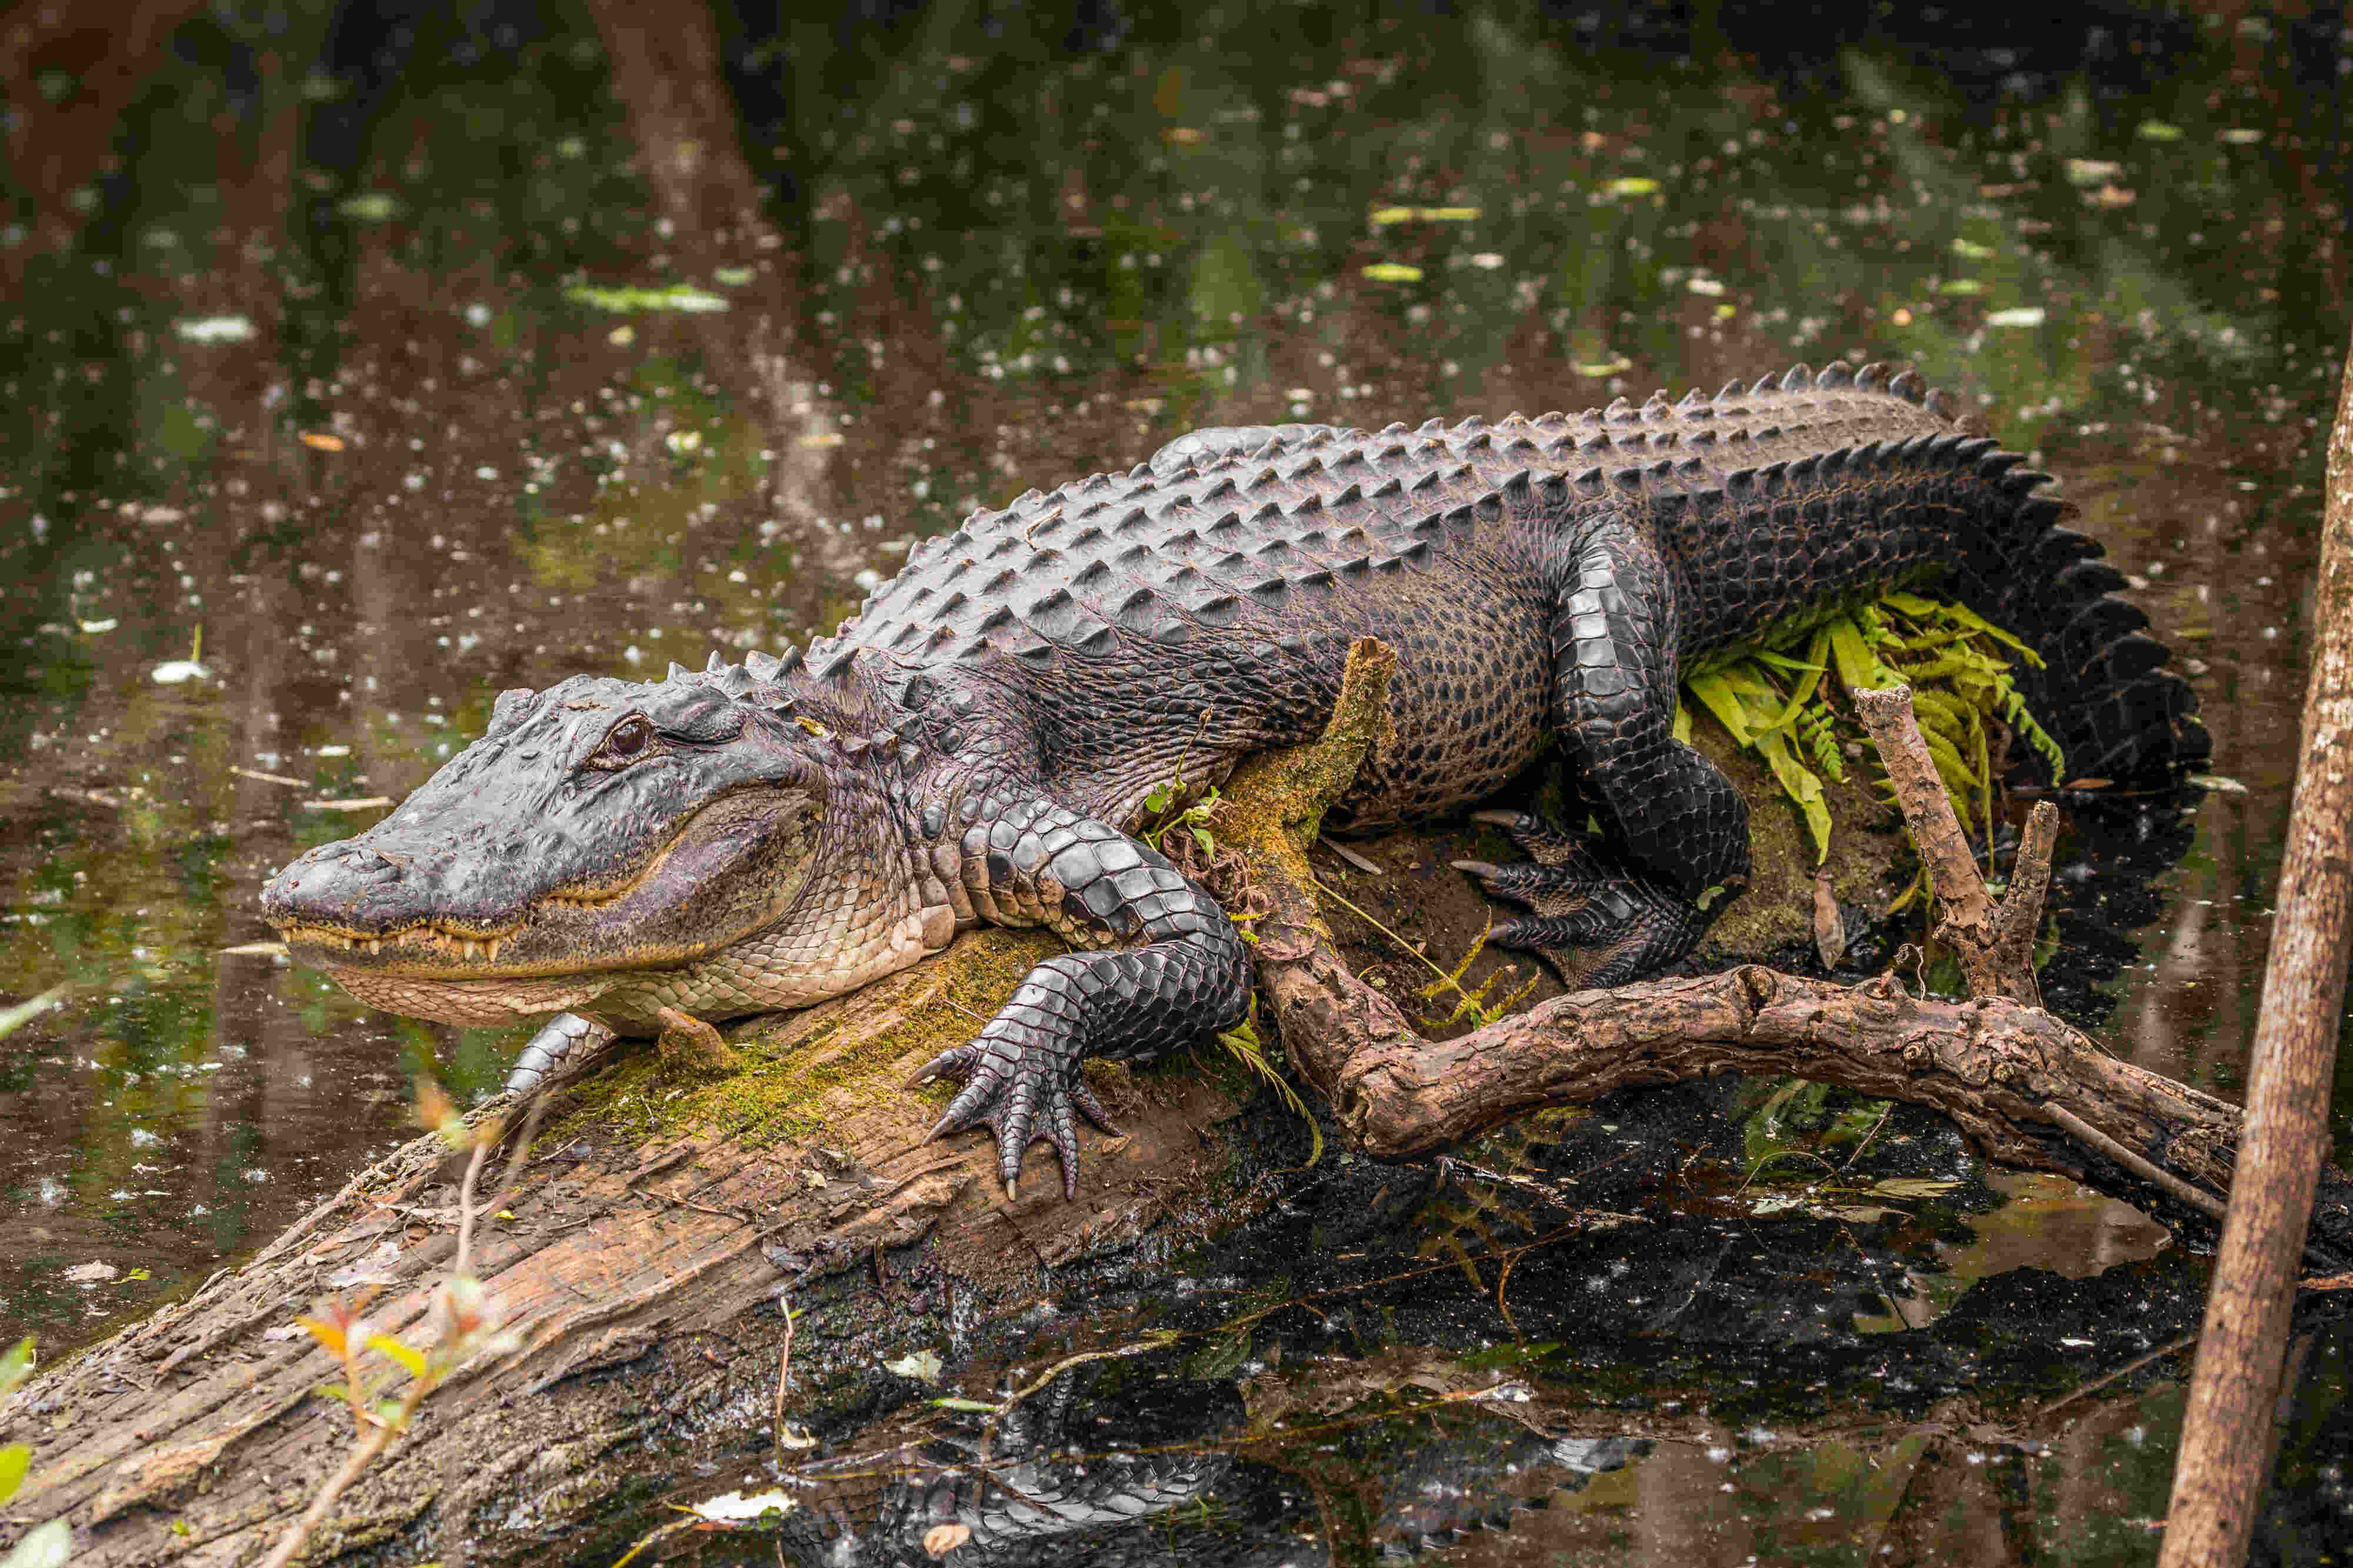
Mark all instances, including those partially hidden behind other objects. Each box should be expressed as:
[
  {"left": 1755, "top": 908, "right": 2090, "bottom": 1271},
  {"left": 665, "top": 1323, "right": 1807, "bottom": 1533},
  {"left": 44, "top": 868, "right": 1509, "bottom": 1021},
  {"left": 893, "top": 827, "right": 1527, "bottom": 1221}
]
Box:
[
  {"left": 1452, "top": 810, "right": 1708, "bottom": 988},
  {"left": 911, "top": 798, "right": 1251, "bottom": 1200},
  {"left": 1462, "top": 516, "right": 1748, "bottom": 984},
  {"left": 503, "top": 1011, "right": 617, "bottom": 1097}
]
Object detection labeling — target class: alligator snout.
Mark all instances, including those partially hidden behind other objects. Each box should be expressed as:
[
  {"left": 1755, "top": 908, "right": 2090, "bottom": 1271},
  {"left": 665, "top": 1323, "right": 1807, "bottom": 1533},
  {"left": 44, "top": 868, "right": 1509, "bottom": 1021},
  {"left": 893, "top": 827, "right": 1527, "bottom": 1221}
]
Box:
[{"left": 262, "top": 839, "right": 418, "bottom": 931}]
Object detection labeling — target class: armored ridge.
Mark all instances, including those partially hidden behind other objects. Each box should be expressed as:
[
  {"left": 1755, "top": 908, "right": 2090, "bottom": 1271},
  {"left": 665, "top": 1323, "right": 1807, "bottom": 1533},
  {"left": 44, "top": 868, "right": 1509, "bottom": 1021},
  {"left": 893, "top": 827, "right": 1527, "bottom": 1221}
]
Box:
[{"left": 262, "top": 362, "right": 2207, "bottom": 1198}]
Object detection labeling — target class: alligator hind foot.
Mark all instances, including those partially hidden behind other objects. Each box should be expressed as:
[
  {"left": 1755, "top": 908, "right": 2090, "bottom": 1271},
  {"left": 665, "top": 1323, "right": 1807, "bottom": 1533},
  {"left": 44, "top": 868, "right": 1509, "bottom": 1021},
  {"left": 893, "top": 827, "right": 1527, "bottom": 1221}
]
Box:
[{"left": 1452, "top": 810, "right": 1711, "bottom": 989}]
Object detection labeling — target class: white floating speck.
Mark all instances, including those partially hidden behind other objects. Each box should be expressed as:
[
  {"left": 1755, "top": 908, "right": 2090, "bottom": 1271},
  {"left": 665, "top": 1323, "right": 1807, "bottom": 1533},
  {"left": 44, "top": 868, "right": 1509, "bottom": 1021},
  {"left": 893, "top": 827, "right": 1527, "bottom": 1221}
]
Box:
[
  {"left": 151, "top": 660, "right": 211, "bottom": 684},
  {"left": 174, "top": 315, "right": 256, "bottom": 343}
]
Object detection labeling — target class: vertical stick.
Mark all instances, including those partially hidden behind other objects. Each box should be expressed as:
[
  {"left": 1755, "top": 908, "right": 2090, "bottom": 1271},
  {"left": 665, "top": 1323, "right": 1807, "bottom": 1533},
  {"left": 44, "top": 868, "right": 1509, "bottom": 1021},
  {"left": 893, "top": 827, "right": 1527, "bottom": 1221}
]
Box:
[{"left": 2160, "top": 330, "right": 2353, "bottom": 1564}]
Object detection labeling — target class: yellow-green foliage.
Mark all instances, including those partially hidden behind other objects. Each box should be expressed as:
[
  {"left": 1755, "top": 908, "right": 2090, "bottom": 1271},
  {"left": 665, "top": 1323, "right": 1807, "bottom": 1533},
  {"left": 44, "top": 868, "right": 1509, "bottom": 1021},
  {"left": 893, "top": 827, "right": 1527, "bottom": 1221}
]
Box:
[{"left": 1677, "top": 591, "right": 2064, "bottom": 866}]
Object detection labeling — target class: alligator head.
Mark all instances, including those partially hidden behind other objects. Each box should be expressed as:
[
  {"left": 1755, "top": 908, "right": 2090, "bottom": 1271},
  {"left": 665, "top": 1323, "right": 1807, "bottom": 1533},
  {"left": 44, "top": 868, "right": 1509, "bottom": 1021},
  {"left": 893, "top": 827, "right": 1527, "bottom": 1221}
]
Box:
[{"left": 262, "top": 654, "right": 948, "bottom": 1029}]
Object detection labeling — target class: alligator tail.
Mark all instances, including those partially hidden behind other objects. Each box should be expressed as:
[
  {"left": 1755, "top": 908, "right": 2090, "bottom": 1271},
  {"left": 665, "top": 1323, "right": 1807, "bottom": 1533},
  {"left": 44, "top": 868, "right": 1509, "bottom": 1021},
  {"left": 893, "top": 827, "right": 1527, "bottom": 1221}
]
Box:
[{"left": 1952, "top": 460, "right": 2209, "bottom": 788}]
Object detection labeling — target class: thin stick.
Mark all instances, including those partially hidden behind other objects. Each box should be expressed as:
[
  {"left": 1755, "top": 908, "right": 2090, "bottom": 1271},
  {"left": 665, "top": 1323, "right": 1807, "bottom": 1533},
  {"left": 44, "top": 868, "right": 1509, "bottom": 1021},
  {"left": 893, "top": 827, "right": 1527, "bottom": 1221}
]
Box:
[
  {"left": 256, "top": 1418, "right": 402, "bottom": 1568},
  {"left": 1990, "top": 800, "right": 2061, "bottom": 1009},
  {"left": 2044, "top": 1105, "right": 2227, "bottom": 1223},
  {"left": 2164, "top": 330, "right": 2353, "bottom": 1566},
  {"left": 1319, "top": 838, "right": 1385, "bottom": 875},
  {"left": 772, "top": 1289, "right": 795, "bottom": 1462},
  {"left": 2041, "top": 1330, "right": 2201, "bottom": 1419},
  {"left": 453, "top": 1131, "right": 495, "bottom": 1277}
]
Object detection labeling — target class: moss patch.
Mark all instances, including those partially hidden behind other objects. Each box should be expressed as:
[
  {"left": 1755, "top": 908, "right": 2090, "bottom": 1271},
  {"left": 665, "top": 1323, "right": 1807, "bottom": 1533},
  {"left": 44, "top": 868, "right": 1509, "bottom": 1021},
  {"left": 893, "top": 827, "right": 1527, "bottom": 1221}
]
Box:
[{"left": 542, "top": 929, "right": 1067, "bottom": 1151}]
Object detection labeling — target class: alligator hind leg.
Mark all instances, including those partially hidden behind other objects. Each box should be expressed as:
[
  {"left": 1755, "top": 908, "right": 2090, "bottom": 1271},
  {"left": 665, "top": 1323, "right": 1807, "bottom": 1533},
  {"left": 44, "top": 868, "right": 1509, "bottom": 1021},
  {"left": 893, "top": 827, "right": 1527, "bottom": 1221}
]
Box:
[{"left": 1458, "top": 518, "right": 1750, "bottom": 984}]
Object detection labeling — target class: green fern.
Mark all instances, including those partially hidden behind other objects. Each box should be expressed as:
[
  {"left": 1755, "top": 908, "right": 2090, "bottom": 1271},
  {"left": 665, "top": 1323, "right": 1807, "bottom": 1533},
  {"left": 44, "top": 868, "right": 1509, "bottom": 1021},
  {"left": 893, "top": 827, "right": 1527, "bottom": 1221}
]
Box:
[{"left": 1679, "top": 589, "right": 2065, "bottom": 867}]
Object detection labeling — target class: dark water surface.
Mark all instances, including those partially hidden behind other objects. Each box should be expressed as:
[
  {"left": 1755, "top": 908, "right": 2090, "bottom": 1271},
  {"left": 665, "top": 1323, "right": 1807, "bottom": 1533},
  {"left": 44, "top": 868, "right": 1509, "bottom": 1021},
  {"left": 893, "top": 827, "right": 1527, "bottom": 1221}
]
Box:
[{"left": 2, "top": 3, "right": 2349, "bottom": 1562}]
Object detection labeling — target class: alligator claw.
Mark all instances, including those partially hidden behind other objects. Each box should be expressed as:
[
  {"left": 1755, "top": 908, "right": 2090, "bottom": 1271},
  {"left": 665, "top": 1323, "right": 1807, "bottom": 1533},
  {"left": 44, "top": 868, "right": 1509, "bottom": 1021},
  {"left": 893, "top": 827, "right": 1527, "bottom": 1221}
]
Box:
[
  {"left": 916, "top": 1033, "right": 1117, "bottom": 1201},
  {"left": 1458, "top": 812, "right": 1708, "bottom": 987}
]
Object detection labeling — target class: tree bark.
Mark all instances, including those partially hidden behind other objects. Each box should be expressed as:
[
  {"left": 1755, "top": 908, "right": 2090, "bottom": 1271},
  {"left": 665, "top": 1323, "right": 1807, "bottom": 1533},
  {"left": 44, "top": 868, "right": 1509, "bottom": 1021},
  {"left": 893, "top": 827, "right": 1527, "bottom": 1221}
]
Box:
[{"left": 2159, "top": 330, "right": 2353, "bottom": 1565}]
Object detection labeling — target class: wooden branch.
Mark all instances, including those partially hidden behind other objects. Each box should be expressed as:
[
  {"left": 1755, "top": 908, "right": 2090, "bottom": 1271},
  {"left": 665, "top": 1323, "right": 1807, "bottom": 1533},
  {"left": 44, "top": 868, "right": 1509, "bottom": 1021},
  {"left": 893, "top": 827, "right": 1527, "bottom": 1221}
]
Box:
[
  {"left": 1851, "top": 683, "right": 2046, "bottom": 1006},
  {"left": 2162, "top": 324, "right": 2353, "bottom": 1566},
  {"left": 1221, "top": 653, "right": 2353, "bottom": 1266}
]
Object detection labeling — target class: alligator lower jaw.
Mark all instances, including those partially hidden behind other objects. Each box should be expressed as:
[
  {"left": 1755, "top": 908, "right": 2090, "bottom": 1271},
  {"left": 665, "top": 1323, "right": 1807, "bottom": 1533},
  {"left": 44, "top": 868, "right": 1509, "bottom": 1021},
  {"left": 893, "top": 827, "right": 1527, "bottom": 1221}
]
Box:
[{"left": 319, "top": 965, "right": 624, "bottom": 1026}]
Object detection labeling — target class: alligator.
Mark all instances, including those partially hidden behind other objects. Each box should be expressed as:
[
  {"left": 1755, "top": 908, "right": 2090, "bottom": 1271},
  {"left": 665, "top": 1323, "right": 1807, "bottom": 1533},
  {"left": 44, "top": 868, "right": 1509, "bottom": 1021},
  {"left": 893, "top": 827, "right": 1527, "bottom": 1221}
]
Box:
[{"left": 261, "top": 361, "right": 2206, "bottom": 1198}]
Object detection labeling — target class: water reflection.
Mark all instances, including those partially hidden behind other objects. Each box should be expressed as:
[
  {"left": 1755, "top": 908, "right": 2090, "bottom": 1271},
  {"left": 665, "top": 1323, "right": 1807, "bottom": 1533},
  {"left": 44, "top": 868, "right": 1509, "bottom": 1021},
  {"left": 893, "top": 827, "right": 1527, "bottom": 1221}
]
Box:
[{"left": 1, "top": 2, "right": 2347, "bottom": 1560}]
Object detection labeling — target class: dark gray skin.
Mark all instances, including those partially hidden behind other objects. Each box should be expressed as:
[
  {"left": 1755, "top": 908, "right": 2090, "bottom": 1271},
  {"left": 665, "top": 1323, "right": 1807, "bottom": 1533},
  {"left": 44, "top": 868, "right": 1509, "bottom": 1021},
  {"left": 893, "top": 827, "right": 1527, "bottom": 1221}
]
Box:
[{"left": 263, "top": 362, "right": 2206, "bottom": 1199}]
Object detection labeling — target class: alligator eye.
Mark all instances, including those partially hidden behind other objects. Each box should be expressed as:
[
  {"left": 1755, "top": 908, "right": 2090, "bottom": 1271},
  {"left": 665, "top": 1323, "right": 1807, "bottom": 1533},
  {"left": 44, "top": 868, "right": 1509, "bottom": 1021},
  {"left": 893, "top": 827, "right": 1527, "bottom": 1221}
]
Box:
[{"left": 589, "top": 716, "right": 657, "bottom": 769}]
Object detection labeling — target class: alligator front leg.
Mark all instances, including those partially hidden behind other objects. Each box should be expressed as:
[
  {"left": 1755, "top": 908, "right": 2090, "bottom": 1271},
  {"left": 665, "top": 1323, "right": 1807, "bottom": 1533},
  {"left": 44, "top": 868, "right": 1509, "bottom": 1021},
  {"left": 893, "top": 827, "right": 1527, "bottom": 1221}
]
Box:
[{"left": 914, "top": 798, "right": 1251, "bottom": 1199}]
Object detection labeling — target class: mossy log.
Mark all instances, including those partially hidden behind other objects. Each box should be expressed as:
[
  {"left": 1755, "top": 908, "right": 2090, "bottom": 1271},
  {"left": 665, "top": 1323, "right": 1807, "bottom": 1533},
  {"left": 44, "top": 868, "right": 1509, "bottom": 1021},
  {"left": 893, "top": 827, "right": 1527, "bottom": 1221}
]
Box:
[{"left": 6, "top": 645, "right": 2317, "bottom": 1566}]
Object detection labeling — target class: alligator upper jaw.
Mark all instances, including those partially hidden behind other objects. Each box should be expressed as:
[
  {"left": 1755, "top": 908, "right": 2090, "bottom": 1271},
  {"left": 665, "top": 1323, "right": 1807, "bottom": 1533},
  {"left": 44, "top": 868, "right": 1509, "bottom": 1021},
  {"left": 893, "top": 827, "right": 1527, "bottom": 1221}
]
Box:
[
  {"left": 274, "top": 916, "right": 533, "bottom": 972},
  {"left": 265, "top": 782, "right": 823, "bottom": 982}
]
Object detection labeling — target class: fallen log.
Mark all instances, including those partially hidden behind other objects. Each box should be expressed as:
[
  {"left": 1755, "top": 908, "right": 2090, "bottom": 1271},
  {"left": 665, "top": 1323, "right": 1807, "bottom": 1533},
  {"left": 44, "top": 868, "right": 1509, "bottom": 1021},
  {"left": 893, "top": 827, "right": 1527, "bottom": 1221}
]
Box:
[{"left": 4, "top": 643, "right": 2333, "bottom": 1566}]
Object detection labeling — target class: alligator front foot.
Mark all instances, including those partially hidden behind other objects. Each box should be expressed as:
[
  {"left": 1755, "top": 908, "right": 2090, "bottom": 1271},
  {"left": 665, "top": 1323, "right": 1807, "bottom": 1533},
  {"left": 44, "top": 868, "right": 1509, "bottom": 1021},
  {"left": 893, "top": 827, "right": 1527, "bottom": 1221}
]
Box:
[
  {"left": 913, "top": 1007, "right": 1122, "bottom": 1202},
  {"left": 1452, "top": 809, "right": 1713, "bottom": 988}
]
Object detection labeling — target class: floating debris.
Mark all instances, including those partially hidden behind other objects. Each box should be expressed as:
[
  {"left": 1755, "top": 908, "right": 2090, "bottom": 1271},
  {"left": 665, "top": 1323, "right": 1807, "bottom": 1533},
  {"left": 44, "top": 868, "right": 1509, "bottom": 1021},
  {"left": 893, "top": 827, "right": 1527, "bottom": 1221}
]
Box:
[
  {"left": 1370, "top": 205, "right": 1481, "bottom": 225},
  {"left": 1360, "top": 262, "right": 1424, "bottom": 283},
  {"left": 688, "top": 1490, "right": 799, "bottom": 1523},
  {"left": 564, "top": 282, "right": 729, "bottom": 313},
  {"left": 882, "top": 1349, "right": 944, "bottom": 1383},
  {"left": 150, "top": 659, "right": 210, "bottom": 684},
  {"left": 172, "top": 315, "right": 255, "bottom": 343},
  {"left": 1986, "top": 306, "right": 2047, "bottom": 328},
  {"left": 336, "top": 191, "right": 401, "bottom": 222}
]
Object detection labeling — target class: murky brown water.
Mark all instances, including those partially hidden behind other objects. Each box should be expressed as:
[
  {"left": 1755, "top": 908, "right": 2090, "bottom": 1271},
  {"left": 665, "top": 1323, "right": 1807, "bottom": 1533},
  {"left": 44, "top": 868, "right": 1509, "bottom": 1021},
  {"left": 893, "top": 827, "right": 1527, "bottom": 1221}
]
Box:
[{"left": 2, "top": 3, "right": 2348, "bottom": 1562}]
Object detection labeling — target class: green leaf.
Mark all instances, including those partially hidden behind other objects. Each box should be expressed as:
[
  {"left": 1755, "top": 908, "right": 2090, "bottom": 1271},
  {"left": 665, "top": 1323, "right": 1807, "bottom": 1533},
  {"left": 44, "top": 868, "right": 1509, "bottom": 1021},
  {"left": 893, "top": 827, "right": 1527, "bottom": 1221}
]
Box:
[
  {"left": 2135, "top": 119, "right": 2184, "bottom": 141},
  {"left": 1184, "top": 1327, "right": 1254, "bottom": 1382},
  {"left": 1684, "top": 670, "right": 1755, "bottom": 745},
  {"left": 1828, "top": 618, "right": 1898, "bottom": 692},
  {"left": 563, "top": 282, "right": 729, "bottom": 314},
  {"left": 1753, "top": 732, "right": 1833, "bottom": 863},
  {"left": 931, "top": 1396, "right": 1001, "bottom": 1413},
  {"left": 0, "top": 989, "right": 67, "bottom": 1042},
  {"left": 1360, "top": 262, "right": 1424, "bottom": 283},
  {"left": 0, "top": 1443, "right": 28, "bottom": 1503},
  {"left": 1, "top": 1518, "right": 72, "bottom": 1568},
  {"left": 366, "top": 1333, "right": 429, "bottom": 1379},
  {"left": 0, "top": 1338, "right": 31, "bottom": 1402},
  {"left": 1606, "top": 176, "right": 1660, "bottom": 196}
]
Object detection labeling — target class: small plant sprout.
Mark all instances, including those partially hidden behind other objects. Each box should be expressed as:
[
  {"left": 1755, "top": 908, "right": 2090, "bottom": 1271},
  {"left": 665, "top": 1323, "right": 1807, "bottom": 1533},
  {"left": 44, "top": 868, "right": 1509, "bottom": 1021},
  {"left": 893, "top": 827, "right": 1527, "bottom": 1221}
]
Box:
[{"left": 256, "top": 1081, "right": 532, "bottom": 1568}]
